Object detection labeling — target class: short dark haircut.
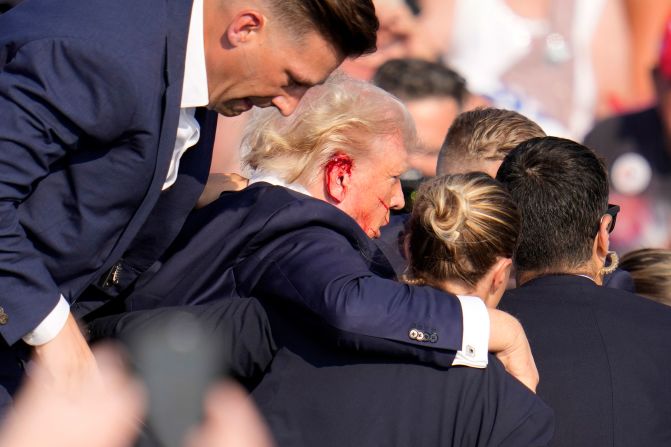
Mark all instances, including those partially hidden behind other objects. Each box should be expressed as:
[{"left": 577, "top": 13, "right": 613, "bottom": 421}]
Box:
[
  {"left": 373, "top": 58, "right": 468, "bottom": 105},
  {"left": 496, "top": 137, "right": 609, "bottom": 273},
  {"left": 267, "top": 0, "right": 378, "bottom": 58},
  {"left": 437, "top": 108, "right": 546, "bottom": 174}
]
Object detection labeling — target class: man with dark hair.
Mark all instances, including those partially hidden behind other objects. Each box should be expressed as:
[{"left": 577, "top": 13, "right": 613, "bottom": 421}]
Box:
[
  {"left": 374, "top": 58, "right": 479, "bottom": 181},
  {"left": 0, "top": 0, "right": 377, "bottom": 408},
  {"left": 438, "top": 107, "right": 546, "bottom": 178},
  {"left": 497, "top": 136, "right": 671, "bottom": 447}
]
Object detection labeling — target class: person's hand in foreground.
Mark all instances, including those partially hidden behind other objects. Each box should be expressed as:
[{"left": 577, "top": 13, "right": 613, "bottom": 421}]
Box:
[
  {"left": 0, "top": 344, "right": 145, "bottom": 447},
  {"left": 186, "top": 381, "right": 275, "bottom": 447},
  {"left": 488, "top": 308, "right": 539, "bottom": 393},
  {"left": 31, "top": 313, "right": 100, "bottom": 392}
]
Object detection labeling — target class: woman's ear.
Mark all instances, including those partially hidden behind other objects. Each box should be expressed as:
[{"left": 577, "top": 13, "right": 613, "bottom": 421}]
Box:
[
  {"left": 485, "top": 258, "right": 513, "bottom": 308},
  {"left": 324, "top": 154, "right": 354, "bottom": 204}
]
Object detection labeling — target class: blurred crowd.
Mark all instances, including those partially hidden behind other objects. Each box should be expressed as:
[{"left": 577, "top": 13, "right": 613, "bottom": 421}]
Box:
[{"left": 2, "top": 1, "right": 671, "bottom": 447}]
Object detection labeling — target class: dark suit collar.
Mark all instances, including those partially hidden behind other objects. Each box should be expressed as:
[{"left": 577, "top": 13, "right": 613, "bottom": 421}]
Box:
[
  {"left": 519, "top": 273, "right": 597, "bottom": 290},
  {"left": 164, "top": 0, "right": 194, "bottom": 89}
]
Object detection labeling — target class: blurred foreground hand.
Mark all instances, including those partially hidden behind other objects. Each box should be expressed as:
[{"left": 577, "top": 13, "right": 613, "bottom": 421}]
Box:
[
  {"left": 0, "top": 344, "right": 145, "bottom": 447},
  {"left": 186, "top": 381, "right": 275, "bottom": 447}
]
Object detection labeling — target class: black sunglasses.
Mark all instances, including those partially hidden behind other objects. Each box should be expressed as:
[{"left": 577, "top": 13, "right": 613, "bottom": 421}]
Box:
[{"left": 594, "top": 203, "right": 620, "bottom": 236}]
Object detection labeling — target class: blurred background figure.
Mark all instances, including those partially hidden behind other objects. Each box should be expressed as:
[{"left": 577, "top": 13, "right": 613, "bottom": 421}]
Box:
[
  {"left": 408, "top": 0, "right": 632, "bottom": 140},
  {"left": 623, "top": 0, "right": 671, "bottom": 107},
  {"left": 374, "top": 58, "right": 489, "bottom": 178},
  {"left": 340, "top": 0, "right": 425, "bottom": 81},
  {"left": 373, "top": 58, "right": 489, "bottom": 212},
  {"left": 620, "top": 248, "right": 671, "bottom": 307},
  {"left": 584, "top": 16, "right": 671, "bottom": 252}
]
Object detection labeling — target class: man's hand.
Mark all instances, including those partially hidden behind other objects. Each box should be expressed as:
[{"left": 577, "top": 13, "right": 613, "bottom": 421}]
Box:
[
  {"left": 31, "top": 313, "right": 99, "bottom": 390},
  {"left": 0, "top": 344, "right": 145, "bottom": 447},
  {"left": 196, "top": 173, "right": 249, "bottom": 208},
  {"left": 185, "top": 381, "right": 275, "bottom": 447},
  {"left": 487, "top": 308, "right": 539, "bottom": 393}
]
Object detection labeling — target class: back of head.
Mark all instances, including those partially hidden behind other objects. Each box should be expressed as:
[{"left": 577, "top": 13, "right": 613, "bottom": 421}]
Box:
[
  {"left": 242, "top": 75, "right": 416, "bottom": 184},
  {"left": 373, "top": 58, "right": 468, "bottom": 105},
  {"left": 496, "top": 136, "right": 609, "bottom": 273},
  {"left": 265, "top": 0, "right": 378, "bottom": 58},
  {"left": 620, "top": 248, "right": 671, "bottom": 306},
  {"left": 437, "top": 108, "right": 545, "bottom": 176},
  {"left": 405, "top": 172, "right": 520, "bottom": 288}
]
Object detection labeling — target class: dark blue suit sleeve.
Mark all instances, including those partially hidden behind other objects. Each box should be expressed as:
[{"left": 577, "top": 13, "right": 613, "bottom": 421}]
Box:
[
  {"left": 237, "top": 226, "right": 464, "bottom": 367},
  {"left": 0, "top": 38, "right": 137, "bottom": 344}
]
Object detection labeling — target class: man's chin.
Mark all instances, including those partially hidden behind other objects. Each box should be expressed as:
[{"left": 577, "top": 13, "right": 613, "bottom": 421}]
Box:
[{"left": 216, "top": 100, "right": 254, "bottom": 117}]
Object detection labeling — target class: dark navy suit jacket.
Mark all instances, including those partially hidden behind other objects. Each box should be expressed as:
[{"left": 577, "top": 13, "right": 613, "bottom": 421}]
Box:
[
  {"left": 0, "top": 0, "right": 212, "bottom": 345},
  {"left": 129, "top": 182, "right": 469, "bottom": 367},
  {"left": 252, "top": 295, "right": 554, "bottom": 446},
  {"left": 500, "top": 275, "right": 671, "bottom": 447}
]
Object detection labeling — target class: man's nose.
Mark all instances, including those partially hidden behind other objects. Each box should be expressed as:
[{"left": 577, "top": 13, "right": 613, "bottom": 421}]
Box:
[
  {"left": 389, "top": 180, "right": 405, "bottom": 210},
  {"left": 272, "top": 88, "right": 309, "bottom": 116}
]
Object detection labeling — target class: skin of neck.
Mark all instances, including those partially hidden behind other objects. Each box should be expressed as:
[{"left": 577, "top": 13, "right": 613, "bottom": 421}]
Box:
[{"left": 437, "top": 258, "right": 511, "bottom": 309}]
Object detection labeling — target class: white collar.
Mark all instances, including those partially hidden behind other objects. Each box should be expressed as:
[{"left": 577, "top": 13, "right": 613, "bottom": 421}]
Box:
[
  {"left": 181, "top": 0, "right": 209, "bottom": 108},
  {"left": 248, "top": 172, "right": 313, "bottom": 197}
]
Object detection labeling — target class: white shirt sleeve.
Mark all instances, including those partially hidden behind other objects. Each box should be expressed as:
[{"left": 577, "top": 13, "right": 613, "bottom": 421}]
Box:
[
  {"left": 451, "top": 295, "right": 489, "bottom": 368},
  {"left": 22, "top": 295, "right": 70, "bottom": 346}
]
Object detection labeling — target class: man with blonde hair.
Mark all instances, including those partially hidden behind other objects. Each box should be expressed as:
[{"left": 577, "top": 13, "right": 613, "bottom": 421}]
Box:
[{"left": 438, "top": 107, "right": 546, "bottom": 177}]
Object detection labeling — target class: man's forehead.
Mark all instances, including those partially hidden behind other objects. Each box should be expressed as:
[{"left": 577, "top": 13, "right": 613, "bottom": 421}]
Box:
[{"left": 362, "top": 133, "right": 409, "bottom": 173}]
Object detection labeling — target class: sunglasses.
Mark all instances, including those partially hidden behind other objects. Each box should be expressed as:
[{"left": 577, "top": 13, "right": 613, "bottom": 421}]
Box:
[{"left": 594, "top": 203, "right": 620, "bottom": 236}]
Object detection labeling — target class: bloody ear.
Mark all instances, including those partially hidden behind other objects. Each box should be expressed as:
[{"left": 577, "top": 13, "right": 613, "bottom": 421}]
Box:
[{"left": 324, "top": 154, "right": 353, "bottom": 203}]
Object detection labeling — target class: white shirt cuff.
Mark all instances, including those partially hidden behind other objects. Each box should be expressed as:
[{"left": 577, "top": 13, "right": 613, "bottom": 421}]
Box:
[
  {"left": 451, "top": 295, "right": 489, "bottom": 368},
  {"left": 22, "top": 295, "right": 70, "bottom": 346}
]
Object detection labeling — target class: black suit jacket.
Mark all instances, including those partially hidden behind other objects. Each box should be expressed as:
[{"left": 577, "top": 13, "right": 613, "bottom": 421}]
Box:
[
  {"left": 499, "top": 275, "right": 671, "bottom": 447},
  {"left": 252, "top": 297, "right": 554, "bottom": 447},
  {"left": 129, "top": 182, "right": 474, "bottom": 367},
  {"left": 0, "top": 0, "right": 212, "bottom": 344}
]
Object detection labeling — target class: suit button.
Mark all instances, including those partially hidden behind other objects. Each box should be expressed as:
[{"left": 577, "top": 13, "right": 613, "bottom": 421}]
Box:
[
  {"left": 409, "top": 329, "right": 419, "bottom": 340},
  {"left": 416, "top": 331, "right": 426, "bottom": 341},
  {"left": 429, "top": 333, "right": 438, "bottom": 343},
  {"left": 0, "top": 307, "right": 8, "bottom": 325}
]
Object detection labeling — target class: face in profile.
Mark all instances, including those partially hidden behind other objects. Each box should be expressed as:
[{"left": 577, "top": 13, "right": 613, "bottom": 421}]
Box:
[
  {"left": 340, "top": 132, "right": 408, "bottom": 238},
  {"left": 405, "top": 97, "right": 461, "bottom": 177},
  {"left": 207, "top": 22, "right": 343, "bottom": 117}
]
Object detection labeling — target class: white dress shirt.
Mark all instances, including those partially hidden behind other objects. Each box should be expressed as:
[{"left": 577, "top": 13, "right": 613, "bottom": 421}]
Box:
[{"left": 24, "top": 0, "right": 209, "bottom": 345}]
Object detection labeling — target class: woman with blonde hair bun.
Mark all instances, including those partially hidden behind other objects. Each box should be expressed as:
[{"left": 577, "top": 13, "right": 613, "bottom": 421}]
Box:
[{"left": 404, "top": 172, "right": 520, "bottom": 308}]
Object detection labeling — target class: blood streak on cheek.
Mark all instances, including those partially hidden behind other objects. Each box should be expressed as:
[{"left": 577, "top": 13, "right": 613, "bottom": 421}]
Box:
[{"left": 377, "top": 197, "right": 390, "bottom": 212}]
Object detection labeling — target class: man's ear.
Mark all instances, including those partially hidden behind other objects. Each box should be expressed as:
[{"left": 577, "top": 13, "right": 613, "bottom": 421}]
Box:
[
  {"left": 226, "top": 10, "right": 266, "bottom": 47},
  {"left": 594, "top": 215, "right": 612, "bottom": 260},
  {"left": 324, "top": 154, "right": 354, "bottom": 204}
]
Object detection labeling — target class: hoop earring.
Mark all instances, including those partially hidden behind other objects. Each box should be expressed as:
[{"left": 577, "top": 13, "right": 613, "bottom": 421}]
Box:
[{"left": 600, "top": 251, "right": 619, "bottom": 276}]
